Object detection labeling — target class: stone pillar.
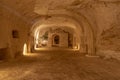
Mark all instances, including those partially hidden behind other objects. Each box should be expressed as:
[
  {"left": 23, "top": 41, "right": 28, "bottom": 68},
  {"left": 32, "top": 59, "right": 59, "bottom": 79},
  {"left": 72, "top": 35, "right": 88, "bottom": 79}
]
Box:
[
  {"left": 27, "top": 36, "right": 32, "bottom": 53},
  {"left": 47, "top": 33, "right": 52, "bottom": 47},
  {"left": 86, "top": 40, "right": 97, "bottom": 57}
]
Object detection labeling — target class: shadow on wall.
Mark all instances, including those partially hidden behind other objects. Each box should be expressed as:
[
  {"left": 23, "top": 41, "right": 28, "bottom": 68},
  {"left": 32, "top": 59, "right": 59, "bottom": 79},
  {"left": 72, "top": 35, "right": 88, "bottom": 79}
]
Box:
[
  {"left": 0, "top": 48, "right": 9, "bottom": 60},
  {"left": 0, "top": 47, "right": 23, "bottom": 61}
]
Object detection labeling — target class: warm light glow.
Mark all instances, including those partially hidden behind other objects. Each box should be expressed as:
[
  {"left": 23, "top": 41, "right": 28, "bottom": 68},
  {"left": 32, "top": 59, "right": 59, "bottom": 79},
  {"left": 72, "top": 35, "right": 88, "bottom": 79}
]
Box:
[
  {"left": 42, "top": 40, "right": 48, "bottom": 44},
  {"left": 35, "top": 31, "right": 39, "bottom": 44},
  {"left": 23, "top": 43, "right": 27, "bottom": 55},
  {"left": 74, "top": 46, "right": 78, "bottom": 49},
  {"left": 36, "top": 31, "right": 39, "bottom": 40}
]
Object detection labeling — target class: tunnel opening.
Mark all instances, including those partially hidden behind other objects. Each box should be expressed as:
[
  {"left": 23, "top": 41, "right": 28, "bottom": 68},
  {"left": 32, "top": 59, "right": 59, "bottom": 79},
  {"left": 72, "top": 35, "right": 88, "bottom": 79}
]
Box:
[
  {"left": 27, "top": 15, "right": 95, "bottom": 56},
  {"left": 31, "top": 26, "right": 78, "bottom": 51}
]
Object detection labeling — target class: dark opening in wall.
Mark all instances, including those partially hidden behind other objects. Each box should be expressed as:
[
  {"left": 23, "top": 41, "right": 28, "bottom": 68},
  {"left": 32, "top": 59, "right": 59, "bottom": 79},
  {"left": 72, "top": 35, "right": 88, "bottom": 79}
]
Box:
[
  {"left": 12, "top": 30, "right": 19, "bottom": 38},
  {"left": 54, "top": 35, "right": 59, "bottom": 44},
  {"left": 0, "top": 48, "right": 8, "bottom": 60}
]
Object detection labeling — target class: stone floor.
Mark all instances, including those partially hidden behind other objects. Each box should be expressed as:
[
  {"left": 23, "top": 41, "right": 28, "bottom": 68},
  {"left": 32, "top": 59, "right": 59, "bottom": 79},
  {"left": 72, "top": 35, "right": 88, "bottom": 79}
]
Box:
[{"left": 0, "top": 51, "right": 120, "bottom": 80}]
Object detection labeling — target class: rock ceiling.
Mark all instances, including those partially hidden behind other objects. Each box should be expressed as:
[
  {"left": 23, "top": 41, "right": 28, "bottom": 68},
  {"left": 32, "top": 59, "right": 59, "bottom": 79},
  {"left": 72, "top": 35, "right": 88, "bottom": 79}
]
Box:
[
  {"left": 0, "top": 0, "right": 39, "bottom": 23},
  {"left": 0, "top": 0, "right": 120, "bottom": 24}
]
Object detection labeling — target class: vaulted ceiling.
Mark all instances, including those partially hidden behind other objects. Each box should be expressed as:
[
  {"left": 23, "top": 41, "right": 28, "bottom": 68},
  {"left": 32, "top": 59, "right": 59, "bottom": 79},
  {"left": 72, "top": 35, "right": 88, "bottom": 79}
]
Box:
[
  {"left": 0, "top": 0, "right": 39, "bottom": 23},
  {"left": 0, "top": 0, "right": 120, "bottom": 24}
]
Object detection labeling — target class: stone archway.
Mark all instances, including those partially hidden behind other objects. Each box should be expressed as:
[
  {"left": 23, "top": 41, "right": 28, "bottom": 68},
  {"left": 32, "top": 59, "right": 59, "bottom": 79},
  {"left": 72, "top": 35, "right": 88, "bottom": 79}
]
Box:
[{"left": 29, "top": 11, "right": 96, "bottom": 56}]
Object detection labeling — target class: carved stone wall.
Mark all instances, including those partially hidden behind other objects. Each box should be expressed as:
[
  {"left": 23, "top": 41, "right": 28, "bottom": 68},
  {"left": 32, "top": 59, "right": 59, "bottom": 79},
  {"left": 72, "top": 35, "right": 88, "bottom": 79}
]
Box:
[
  {"left": 48, "top": 28, "right": 68, "bottom": 48},
  {"left": 0, "top": 6, "right": 30, "bottom": 59}
]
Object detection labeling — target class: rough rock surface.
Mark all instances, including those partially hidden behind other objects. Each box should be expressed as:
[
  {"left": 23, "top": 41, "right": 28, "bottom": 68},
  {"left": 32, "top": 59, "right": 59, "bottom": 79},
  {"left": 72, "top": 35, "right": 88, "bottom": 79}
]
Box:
[{"left": 0, "top": 51, "right": 120, "bottom": 80}]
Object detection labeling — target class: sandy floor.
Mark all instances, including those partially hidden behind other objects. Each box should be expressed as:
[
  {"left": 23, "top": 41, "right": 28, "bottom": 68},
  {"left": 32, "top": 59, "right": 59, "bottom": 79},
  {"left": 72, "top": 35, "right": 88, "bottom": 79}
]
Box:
[{"left": 0, "top": 51, "right": 120, "bottom": 80}]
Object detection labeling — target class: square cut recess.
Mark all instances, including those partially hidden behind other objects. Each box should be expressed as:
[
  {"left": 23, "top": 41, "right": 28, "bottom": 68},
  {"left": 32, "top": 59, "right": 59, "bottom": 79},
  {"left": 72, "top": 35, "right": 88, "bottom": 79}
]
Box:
[{"left": 12, "top": 30, "right": 19, "bottom": 38}]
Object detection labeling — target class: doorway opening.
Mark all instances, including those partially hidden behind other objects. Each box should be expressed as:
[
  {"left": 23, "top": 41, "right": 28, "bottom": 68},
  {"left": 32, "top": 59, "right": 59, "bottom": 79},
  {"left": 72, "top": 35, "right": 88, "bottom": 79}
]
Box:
[{"left": 52, "top": 35, "right": 60, "bottom": 47}]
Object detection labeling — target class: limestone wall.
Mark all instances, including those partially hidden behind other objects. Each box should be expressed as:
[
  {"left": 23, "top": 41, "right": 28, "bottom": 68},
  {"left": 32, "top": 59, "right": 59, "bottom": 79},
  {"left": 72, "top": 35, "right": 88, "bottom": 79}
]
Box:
[
  {"left": 68, "top": 1, "right": 120, "bottom": 58},
  {"left": 94, "top": 2, "right": 120, "bottom": 59},
  {"left": 0, "top": 6, "right": 30, "bottom": 59},
  {"left": 0, "top": 6, "right": 8, "bottom": 49}
]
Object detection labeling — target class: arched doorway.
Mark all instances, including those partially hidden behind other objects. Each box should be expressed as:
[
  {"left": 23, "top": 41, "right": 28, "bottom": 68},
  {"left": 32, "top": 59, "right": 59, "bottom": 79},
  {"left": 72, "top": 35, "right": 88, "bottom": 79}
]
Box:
[
  {"left": 52, "top": 35, "right": 60, "bottom": 47},
  {"left": 54, "top": 35, "right": 59, "bottom": 44}
]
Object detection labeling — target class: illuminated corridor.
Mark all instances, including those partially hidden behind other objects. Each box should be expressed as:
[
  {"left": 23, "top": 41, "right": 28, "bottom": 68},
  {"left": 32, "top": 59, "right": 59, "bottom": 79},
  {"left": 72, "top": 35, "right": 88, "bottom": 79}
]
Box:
[
  {"left": 0, "top": 51, "right": 120, "bottom": 80},
  {"left": 1, "top": 0, "right": 120, "bottom": 80}
]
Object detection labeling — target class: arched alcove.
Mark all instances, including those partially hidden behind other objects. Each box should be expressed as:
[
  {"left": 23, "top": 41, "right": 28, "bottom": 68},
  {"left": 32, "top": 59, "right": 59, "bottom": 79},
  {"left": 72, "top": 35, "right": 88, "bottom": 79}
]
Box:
[{"left": 52, "top": 34, "right": 60, "bottom": 47}]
